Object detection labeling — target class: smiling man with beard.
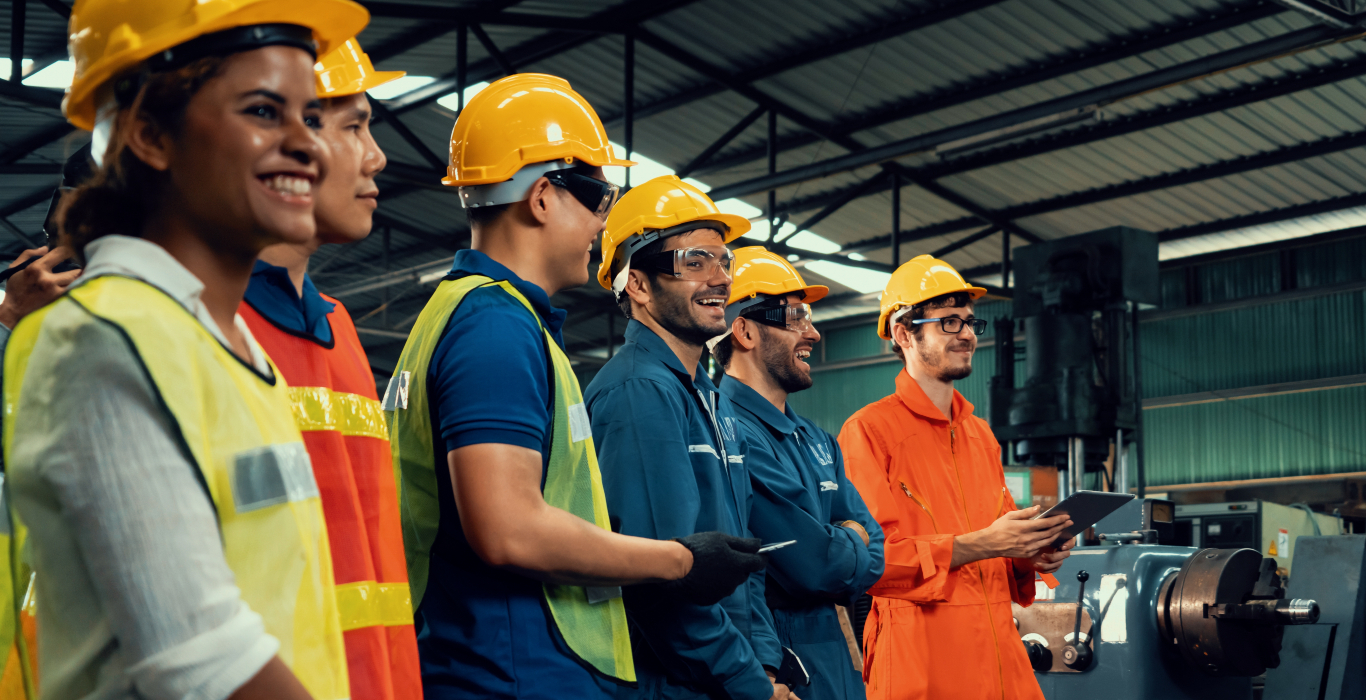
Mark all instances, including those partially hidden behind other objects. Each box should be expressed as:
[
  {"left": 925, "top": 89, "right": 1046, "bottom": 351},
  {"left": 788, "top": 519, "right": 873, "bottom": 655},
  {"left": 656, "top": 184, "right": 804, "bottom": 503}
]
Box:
[
  {"left": 838, "top": 255, "right": 1074, "bottom": 700},
  {"left": 585, "top": 177, "right": 791, "bottom": 700},
  {"left": 710, "top": 248, "right": 885, "bottom": 700}
]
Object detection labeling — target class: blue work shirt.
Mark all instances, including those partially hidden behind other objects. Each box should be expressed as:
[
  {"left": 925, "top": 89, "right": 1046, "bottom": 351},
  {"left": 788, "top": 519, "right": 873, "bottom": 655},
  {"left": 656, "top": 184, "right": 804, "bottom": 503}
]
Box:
[
  {"left": 721, "top": 377, "right": 885, "bottom": 700},
  {"left": 242, "top": 259, "right": 335, "bottom": 343},
  {"left": 419, "top": 249, "right": 610, "bottom": 700},
  {"left": 585, "top": 320, "right": 781, "bottom": 700}
]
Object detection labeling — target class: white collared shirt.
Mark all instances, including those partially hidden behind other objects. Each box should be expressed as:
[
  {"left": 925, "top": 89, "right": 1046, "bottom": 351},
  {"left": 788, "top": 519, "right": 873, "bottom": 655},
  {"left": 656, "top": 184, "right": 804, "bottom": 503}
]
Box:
[
  {"left": 81, "top": 235, "right": 271, "bottom": 375},
  {"left": 7, "top": 234, "right": 279, "bottom": 700}
]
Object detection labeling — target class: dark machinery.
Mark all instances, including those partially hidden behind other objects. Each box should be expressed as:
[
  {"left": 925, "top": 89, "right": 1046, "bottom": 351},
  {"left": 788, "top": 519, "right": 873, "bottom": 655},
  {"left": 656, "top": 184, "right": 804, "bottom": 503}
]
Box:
[
  {"left": 1018, "top": 504, "right": 1365, "bottom": 700},
  {"left": 991, "top": 227, "right": 1159, "bottom": 499}
]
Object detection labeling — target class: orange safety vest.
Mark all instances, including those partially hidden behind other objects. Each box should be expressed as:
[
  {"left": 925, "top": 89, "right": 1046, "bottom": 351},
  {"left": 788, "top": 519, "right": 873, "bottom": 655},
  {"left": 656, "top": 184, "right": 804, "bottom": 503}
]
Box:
[
  {"left": 241, "top": 296, "right": 421, "bottom": 700},
  {"left": 838, "top": 370, "right": 1043, "bottom": 700}
]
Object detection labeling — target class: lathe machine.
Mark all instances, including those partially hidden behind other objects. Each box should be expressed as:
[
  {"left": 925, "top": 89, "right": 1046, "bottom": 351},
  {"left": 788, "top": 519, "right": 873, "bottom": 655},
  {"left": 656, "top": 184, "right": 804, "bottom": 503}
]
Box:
[{"left": 1016, "top": 501, "right": 1364, "bottom": 700}]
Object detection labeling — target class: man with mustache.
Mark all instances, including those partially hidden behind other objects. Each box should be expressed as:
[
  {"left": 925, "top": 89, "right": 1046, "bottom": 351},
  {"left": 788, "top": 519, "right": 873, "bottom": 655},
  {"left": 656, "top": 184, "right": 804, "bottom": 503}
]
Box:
[
  {"left": 838, "top": 255, "right": 1074, "bottom": 700},
  {"left": 585, "top": 177, "right": 791, "bottom": 700},
  {"left": 240, "top": 40, "right": 421, "bottom": 700},
  {"left": 710, "top": 247, "right": 885, "bottom": 700}
]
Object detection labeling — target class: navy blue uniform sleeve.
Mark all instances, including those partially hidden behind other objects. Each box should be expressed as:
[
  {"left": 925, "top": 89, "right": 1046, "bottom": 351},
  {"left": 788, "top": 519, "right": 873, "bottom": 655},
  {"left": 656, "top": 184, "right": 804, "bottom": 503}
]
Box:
[
  {"left": 745, "top": 424, "right": 884, "bottom": 605},
  {"left": 829, "top": 436, "right": 885, "bottom": 599},
  {"left": 430, "top": 287, "right": 550, "bottom": 454},
  {"left": 589, "top": 378, "right": 776, "bottom": 700},
  {"left": 741, "top": 427, "right": 782, "bottom": 669}
]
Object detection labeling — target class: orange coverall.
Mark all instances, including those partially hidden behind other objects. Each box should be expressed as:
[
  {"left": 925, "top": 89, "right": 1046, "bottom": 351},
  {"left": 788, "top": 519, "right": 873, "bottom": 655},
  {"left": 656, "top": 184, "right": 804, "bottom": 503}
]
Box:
[{"left": 838, "top": 370, "right": 1043, "bottom": 700}]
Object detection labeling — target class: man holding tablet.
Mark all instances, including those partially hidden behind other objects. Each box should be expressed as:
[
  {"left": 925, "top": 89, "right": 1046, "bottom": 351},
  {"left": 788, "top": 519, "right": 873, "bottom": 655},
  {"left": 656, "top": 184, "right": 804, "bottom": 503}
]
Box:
[{"left": 838, "top": 255, "right": 1073, "bottom": 700}]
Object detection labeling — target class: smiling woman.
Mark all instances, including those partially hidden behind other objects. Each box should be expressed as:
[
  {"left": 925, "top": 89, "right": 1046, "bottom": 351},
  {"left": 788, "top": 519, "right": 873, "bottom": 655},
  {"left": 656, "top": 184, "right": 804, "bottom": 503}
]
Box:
[{"left": 2, "top": 2, "right": 370, "bottom": 700}]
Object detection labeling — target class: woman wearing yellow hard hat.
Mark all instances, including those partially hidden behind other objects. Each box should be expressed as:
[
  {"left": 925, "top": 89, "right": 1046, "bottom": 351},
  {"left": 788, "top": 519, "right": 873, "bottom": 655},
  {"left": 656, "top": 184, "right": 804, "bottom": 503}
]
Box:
[
  {"left": 242, "top": 38, "right": 423, "bottom": 700},
  {"left": 3, "top": 0, "right": 367, "bottom": 699}
]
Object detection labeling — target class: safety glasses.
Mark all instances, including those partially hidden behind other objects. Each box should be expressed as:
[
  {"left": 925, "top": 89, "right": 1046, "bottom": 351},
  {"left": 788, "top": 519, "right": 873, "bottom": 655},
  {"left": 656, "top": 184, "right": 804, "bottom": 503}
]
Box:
[
  {"left": 637, "top": 245, "right": 736, "bottom": 282},
  {"left": 545, "top": 169, "right": 620, "bottom": 221},
  {"left": 912, "top": 316, "right": 987, "bottom": 336},
  {"left": 743, "top": 300, "right": 815, "bottom": 334}
]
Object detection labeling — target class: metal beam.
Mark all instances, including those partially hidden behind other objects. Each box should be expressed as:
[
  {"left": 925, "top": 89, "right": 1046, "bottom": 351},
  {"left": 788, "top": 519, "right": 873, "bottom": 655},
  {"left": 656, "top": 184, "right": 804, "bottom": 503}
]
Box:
[
  {"left": 368, "top": 98, "right": 447, "bottom": 170},
  {"left": 706, "top": 24, "right": 1350, "bottom": 200},
  {"left": 601, "top": 0, "right": 1007, "bottom": 127},
  {"left": 999, "top": 129, "right": 1366, "bottom": 222},
  {"left": 0, "top": 76, "right": 62, "bottom": 110},
  {"left": 0, "top": 184, "right": 57, "bottom": 219},
  {"left": 0, "top": 163, "right": 60, "bottom": 174},
  {"left": 694, "top": 1, "right": 1284, "bottom": 175},
  {"left": 10, "top": 0, "right": 26, "bottom": 83},
  {"left": 0, "top": 216, "right": 39, "bottom": 248},
  {"left": 923, "top": 54, "right": 1366, "bottom": 181},
  {"left": 469, "top": 23, "right": 515, "bottom": 76},
  {"left": 385, "top": 0, "right": 703, "bottom": 115},
  {"left": 1, "top": 120, "right": 75, "bottom": 164},
  {"left": 752, "top": 55, "right": 1366, "bottom": 256},
  {"left": 36, "top": 0, "right": 69, "bottom": 19},
  {"left": 633, "top": 28, "right": 864, "bottom": 151},
  {"left": 779, "top": 170, "right": 889, "bottom": 243},
  {"left": 930, "top": 226, "right": 999, "bottom": 259},
  {"left": 1157, "top": 191, "right": 1366, "bottom": 242},
  {"left": 676, "top": 106, "right": 765, "bottom": 179},
  {"left": 362, "top": 3, "right": 619, "bottom": 32}
]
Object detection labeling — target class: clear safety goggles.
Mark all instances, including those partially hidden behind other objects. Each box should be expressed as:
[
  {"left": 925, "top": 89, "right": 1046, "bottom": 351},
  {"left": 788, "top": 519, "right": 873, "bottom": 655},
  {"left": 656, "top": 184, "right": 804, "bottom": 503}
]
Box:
[
  {"left": 545, "top": 168, "right": 620, "bottom": 221},
  {"left": 637, "top": 245, "right": 736, "bottom": 282},
  {"left": 743, "top": 300, "right": 815, "bottom": 333}
]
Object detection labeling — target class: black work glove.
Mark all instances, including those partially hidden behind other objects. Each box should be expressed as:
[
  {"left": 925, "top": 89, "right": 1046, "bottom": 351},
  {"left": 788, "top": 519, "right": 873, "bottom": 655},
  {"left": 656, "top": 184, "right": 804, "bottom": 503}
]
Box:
[{"left": 662, "top": 531, "right": 766, "bottom": 606}]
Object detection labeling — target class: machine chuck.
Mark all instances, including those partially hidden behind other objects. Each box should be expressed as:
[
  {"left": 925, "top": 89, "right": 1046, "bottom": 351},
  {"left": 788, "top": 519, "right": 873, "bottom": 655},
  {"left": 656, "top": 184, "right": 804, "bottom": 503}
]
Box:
[{"left": 1155, "top": 548, "right": 1319, "bottom": 676}]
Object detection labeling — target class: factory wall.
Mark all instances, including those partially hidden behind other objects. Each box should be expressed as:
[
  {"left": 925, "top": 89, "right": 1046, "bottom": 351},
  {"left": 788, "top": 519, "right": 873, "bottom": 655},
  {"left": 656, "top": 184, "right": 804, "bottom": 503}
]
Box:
[{"left": 789, "top": 233, "right": 1366, "bottom": 489}]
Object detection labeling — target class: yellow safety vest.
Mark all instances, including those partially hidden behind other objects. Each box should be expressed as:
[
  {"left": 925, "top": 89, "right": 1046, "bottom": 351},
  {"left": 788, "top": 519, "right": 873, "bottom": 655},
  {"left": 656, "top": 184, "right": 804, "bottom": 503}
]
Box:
[
  {"left": 2, "top": 275, "right": 349, "bottom": 699},
  {"left": 387, "top": 274, "right": 635, "bottom": 683},
  {"left": 0, "top": 501, "right": 35, "bottom": 700}
]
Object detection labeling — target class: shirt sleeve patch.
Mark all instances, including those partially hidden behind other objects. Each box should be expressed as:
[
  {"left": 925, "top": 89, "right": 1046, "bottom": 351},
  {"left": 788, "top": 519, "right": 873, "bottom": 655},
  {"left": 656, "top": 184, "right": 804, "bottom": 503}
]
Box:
[{"left": 819, "top": 481, "right": 839, "bottom": 491}]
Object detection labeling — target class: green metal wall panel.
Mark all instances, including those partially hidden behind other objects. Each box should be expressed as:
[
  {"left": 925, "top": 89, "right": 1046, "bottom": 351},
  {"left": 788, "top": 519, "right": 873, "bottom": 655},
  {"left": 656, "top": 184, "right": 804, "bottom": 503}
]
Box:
[
  {"left": 1296, "top": 236, "right": 1366, "bottom": 288},
  {"left": 788, "top": 363, "right": 901, "bottom": 436},
  {"left": 1144, "top": 385, "right": 1366, "bottom": 486},
  {"left": 1161, "top": 268, "right": 1187, "bottom": 310},
  {"left": 1139, "top": 289, "right": 1366, "bottom": 398},
  {"left": 1198, "top": 253, "right": 1282, "bottom": 304}
]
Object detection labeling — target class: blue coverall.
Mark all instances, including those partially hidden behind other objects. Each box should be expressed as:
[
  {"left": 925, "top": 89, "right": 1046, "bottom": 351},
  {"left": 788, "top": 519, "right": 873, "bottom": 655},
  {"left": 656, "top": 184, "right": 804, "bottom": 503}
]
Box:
[
  {"left": 585, "top": 320, "right": 782, "bottom": 700},
  {"left": 720, "top": 378, "right": 885, "bottom": 700}
]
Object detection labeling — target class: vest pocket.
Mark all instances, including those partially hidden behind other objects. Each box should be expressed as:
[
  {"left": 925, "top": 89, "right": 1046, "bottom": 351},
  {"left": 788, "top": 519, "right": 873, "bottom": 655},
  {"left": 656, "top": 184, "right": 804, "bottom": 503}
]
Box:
[{"left": 231, "top": 443, "right": 320, "bottom": 513}]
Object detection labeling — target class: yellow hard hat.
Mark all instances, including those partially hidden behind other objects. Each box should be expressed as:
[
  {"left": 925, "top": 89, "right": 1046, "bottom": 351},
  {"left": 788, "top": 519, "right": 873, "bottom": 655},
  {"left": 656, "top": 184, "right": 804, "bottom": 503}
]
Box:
[
  {"left": 727, "top": 246, "right": 828, "bottom": 306},
  {"left": 877, "top": 254, "right": 987, "bottom": 340},
  {"left": 442, "top": 73, "right": 634, "bottom": 187},
  {"left": 65, "top": 0, "right": 370, "bottom": 131},
  {"left": 598, "top": 175, "right": 751, "bottom": 293},
  {"left": 315, "top": 37, "right": 402, "bottom": 97}
]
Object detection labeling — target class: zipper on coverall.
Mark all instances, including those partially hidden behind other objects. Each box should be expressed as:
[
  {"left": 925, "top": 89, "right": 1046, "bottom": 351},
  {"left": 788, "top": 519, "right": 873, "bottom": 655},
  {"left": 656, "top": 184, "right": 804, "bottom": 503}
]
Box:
[{"left": 948, "top": 427, "right": 1008, "bottom": 700}]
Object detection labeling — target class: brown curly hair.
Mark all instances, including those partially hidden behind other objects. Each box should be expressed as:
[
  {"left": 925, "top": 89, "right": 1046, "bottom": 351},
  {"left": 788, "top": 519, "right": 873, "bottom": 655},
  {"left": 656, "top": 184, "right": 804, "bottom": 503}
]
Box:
[{"left": 57, "top": 57, "right": 225, "bottom": 263}]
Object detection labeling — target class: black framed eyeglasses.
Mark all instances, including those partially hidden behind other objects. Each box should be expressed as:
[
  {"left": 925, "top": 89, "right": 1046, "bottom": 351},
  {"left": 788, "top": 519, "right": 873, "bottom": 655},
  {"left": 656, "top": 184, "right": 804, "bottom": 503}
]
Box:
[
  {"left": 544, "top": 169, "right": 620, "bottom": 221},
  {"left": 911, "top": 316, "right": 987, "bottom": 336}
]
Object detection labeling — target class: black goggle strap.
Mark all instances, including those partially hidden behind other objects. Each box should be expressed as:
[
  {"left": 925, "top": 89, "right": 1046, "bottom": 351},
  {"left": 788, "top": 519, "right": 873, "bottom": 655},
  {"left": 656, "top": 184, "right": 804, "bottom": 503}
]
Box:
[
  {"left": 610, "top": 220, "right": 732, "bottom": 299},
  {"left": 707, "top": 294, "right": 789, "bottom": 353}
]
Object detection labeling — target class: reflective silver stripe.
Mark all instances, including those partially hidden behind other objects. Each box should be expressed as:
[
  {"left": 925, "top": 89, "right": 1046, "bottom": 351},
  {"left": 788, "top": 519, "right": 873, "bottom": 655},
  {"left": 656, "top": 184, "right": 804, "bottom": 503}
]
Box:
[
  {"left": 231, "top": 442, "right": 319, "bottom": 513},
  {"left": 0, "top": 474, "right": 10, "bottom": 537},
  {"left": 688, "top": 445, "right": 719, "bottom": 458}
]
